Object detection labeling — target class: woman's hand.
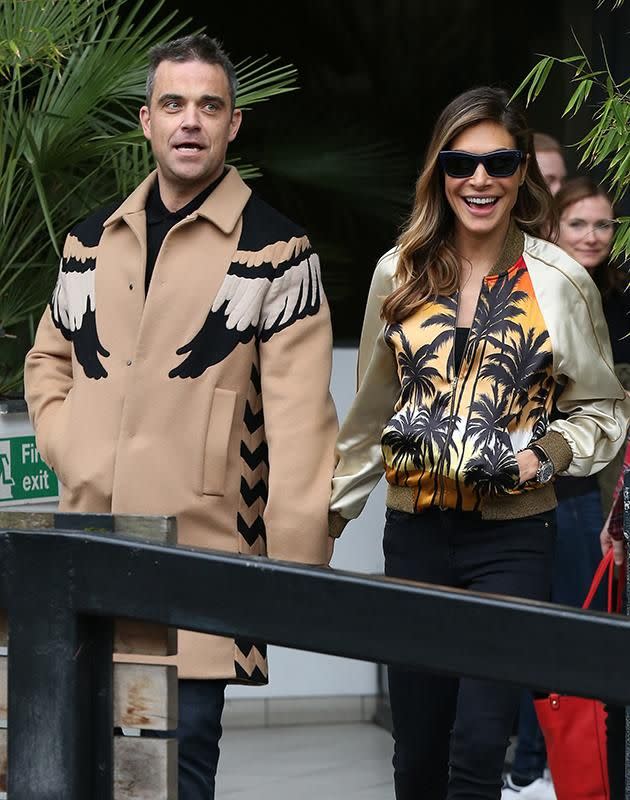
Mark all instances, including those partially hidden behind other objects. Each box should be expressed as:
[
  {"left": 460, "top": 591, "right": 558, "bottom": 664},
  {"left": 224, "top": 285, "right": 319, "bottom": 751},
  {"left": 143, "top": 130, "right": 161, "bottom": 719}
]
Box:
[
  {"left": 600, "top": 514, "right": 626, "bottom": 566},
  {"left": 515, "top": 449, "right": 540, "bottom": 483}
]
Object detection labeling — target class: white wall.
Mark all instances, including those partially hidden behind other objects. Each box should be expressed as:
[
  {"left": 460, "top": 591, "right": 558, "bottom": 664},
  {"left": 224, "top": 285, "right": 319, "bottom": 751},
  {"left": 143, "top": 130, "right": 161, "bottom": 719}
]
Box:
[{"left": 228, "top": 346, "right": 386, "bottom": 699}]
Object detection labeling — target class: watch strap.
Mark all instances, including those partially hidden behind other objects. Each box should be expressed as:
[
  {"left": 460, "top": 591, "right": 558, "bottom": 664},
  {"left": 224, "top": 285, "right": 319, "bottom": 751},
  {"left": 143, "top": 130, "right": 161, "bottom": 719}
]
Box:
[{"left": 531, "top": 444, "right": 549, "bottom": 464}]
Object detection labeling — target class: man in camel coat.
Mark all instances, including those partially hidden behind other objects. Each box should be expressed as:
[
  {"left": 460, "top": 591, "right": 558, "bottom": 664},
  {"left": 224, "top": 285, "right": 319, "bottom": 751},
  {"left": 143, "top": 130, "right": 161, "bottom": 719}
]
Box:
[{"left": 24, "top": 33, "right": 338, "bottom": 800}]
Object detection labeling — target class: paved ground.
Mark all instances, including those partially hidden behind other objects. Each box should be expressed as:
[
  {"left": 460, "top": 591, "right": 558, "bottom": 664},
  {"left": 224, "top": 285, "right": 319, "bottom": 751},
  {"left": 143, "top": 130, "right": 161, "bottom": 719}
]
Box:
[{"left": 217, "top": 722, "right": 394, "bottom": 799}]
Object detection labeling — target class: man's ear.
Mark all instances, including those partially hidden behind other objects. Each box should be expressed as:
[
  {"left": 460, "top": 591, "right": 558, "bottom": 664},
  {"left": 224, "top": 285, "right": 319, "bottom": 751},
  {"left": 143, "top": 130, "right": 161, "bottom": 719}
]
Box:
[
  {"left": 139, "top": 106, "right": 151, "bottom": 140},
  {"left": 228, "top": 108, "right": 243, "bottom": 143}
]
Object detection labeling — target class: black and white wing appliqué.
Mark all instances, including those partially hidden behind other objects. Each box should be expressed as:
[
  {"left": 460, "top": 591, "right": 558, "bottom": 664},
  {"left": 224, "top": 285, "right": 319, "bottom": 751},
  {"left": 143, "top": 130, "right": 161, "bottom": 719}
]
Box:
[
  {"left": 50, "top": 234, "right": 110, "bottom": 379},
  {"left": 169, "top": 241, "right": 323, "bottom": 379}
]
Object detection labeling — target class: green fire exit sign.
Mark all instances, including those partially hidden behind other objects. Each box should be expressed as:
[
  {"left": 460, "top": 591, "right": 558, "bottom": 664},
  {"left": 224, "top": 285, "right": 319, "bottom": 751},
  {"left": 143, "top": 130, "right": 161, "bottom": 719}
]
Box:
[{"left": 0, "top": 436, "right": 59, "bottom": 504}]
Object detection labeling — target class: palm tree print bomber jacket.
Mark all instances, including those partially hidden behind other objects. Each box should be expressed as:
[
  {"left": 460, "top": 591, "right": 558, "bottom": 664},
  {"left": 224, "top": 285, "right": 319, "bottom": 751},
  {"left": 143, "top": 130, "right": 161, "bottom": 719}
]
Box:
[{"left": 330, "top": 225, "right": 630, "bottom": 530}]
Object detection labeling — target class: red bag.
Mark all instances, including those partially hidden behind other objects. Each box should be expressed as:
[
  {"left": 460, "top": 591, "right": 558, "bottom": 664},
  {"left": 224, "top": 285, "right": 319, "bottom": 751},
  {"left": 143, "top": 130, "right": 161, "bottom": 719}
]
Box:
[{"left": 534, "top": 549, "right": 624, "bottom": 800}]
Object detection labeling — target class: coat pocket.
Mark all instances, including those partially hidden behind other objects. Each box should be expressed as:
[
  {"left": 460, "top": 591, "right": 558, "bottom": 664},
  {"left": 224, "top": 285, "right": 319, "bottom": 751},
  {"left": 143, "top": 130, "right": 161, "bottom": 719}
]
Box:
[
  {"left": 44, "top": 389, "right": 74, "bottom": 487},
  {"left": 202, "top": 388, "right": 237, "bottom": 496}
]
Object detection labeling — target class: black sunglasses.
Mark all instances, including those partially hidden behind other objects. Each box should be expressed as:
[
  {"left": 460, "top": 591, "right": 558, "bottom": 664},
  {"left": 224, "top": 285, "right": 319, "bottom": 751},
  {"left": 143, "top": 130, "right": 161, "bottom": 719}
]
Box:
[{"left": 438, "top": 149, "right": 525, "bottom": 178}]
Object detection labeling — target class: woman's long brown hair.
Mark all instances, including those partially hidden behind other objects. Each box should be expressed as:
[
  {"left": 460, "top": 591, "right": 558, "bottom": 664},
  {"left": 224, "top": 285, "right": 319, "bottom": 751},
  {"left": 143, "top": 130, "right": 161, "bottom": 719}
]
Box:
[{"left": 382, "top": 87, "right": 557, "bottom": 324}]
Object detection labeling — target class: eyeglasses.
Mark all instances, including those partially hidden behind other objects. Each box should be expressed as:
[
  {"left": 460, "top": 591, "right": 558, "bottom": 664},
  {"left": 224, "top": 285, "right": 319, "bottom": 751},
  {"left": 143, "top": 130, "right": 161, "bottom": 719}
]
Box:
[
  {"left": 561, "top": 219, "right": 616, "bottom": 237},
  {"left": 438, "top": 149, "right": 525, "bottom": 178}
]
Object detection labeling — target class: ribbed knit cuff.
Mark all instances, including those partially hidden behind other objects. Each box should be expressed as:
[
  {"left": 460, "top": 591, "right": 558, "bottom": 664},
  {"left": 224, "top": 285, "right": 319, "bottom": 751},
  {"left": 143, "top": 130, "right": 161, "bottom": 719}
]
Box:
[
  {"left": 328, "top": 511, "right": 350, "bottom": 539},
  {"left": 534, "top": 431, "right": 573, "bottom": 473}
]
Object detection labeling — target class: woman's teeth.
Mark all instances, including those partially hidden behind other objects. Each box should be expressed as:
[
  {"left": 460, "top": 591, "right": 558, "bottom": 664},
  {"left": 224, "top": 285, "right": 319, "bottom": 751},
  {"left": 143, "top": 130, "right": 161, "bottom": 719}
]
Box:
[{"left": 464, "top": 197, "right": 497, "bottom": 206}]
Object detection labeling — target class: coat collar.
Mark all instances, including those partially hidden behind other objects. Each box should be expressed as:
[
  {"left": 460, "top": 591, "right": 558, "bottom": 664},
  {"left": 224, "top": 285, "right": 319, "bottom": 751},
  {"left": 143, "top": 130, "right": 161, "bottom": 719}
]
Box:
[{"left": 103, "top": 164, "right": 252, "bottom": 235}]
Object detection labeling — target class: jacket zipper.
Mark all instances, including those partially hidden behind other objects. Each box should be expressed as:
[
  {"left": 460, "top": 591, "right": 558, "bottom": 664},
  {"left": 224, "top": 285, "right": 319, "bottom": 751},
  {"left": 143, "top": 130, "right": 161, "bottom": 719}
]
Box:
[{"left": 437, "top": 281, "right": 485, "bottom": 510}]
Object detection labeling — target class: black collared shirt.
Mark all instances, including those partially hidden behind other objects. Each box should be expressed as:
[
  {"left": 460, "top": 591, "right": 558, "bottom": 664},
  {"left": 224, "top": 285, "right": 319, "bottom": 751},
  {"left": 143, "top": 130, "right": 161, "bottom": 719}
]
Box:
[{"left": 144, "top": 169, "right": 227, "bottom": 294}]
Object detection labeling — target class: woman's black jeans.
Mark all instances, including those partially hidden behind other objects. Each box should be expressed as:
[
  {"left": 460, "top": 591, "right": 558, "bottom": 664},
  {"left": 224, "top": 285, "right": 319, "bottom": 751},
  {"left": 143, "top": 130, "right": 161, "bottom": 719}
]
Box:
[{"left": 383, "top": 506, "right": 556, "bottom": 800}]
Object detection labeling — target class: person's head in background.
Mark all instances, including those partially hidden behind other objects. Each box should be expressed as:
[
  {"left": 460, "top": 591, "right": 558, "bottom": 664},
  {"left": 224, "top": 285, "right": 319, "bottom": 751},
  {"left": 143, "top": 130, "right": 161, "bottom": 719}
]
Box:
[
  {"left": 555, "top": 176, "right": 622, "bottom": 295},
  {"left": 534, "top": 132, "right": 567, "bottom": 196}
]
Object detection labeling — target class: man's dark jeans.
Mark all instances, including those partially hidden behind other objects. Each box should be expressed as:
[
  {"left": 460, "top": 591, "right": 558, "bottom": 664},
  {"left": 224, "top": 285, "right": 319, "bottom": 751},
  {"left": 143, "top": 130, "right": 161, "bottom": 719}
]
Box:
[
  {"left": 140, "top": 678, "right": 226, "bottom": 798},
  {"left": 150, "top": 679, "right": 226, "bottom": 800},
  {"left": 177, "top": 679, "right": 227, "bottom": 800}
]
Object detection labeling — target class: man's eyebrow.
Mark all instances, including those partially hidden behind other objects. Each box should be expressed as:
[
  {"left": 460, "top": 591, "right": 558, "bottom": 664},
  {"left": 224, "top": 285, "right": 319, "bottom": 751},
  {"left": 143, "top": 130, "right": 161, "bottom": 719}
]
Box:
[
  {"left": 157, "top": 93, "right": 227, "bottom": 106},
  {"left": 199, "top": 94, "right": 227, "bottom": 106}
]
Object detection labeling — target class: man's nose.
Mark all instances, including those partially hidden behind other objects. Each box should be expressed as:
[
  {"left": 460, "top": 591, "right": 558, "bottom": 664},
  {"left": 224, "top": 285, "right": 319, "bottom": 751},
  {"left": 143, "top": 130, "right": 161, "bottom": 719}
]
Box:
[{"left": 181, "top": 105, "right": 201, "bottom": 129}]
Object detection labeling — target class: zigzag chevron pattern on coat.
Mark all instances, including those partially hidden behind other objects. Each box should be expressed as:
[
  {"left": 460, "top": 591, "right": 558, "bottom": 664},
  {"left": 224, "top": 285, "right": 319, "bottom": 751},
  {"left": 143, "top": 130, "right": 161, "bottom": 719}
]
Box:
[
  {"left": 233, "top": 365, "right": 269, "bottom": 684},
  {"left": 240, "top": 477, "right": 268, "bottom": 506},
  {"left": 234, "top": 639, "right": 268, "bottom": 683},
  {"left": 244, "top": 403, "right": 264, "bottom": 433},
  {"left": 237, "top": 364, "right": 268, "bottom": 556},
  {"left": 240, "top": 441, "right": 269, "bottom": 471},
  {"left": 237, "top": 514, "right": 266, "bottom": 547}
]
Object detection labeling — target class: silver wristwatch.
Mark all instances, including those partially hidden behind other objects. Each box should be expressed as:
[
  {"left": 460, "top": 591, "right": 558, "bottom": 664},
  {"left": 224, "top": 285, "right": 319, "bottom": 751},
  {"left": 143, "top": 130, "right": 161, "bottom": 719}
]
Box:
[{"left": 531, "top": 445, "right": 554, "bottom": 484}]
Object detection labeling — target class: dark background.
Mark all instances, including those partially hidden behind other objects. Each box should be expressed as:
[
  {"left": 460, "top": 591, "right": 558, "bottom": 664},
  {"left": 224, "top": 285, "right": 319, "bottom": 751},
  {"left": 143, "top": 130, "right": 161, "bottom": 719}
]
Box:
[{"left": 160, "top": 0, "right": 630, "bottom": 342}]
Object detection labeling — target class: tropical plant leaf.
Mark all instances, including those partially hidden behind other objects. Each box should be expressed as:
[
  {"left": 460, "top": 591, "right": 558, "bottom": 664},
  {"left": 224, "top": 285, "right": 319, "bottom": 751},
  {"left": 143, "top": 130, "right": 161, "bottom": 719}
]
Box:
[
  {"left": 0, "top": 0, "right": 302, "bottom": 392},
  {"left": 562, "top": 79, "right": 593, "bottom": 117},
  {"left": 512, "top": 3, "right": 630, "bottom": 260}
]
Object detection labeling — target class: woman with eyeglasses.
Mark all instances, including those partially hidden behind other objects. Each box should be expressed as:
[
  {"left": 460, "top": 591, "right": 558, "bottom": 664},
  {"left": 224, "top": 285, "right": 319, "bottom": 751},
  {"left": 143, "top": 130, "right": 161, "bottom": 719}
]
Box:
[
  {"left": 328, "top": 86, "right": 630, "bottom": 800},
  {"left": 555, "top": 177, "right": 629, "bottom": 412},
  {"left": 551, "top": 177, "right": 629, "bottom": 611},
  {"left": 553, "top": 177, "right": 629, "bottom": 800}
]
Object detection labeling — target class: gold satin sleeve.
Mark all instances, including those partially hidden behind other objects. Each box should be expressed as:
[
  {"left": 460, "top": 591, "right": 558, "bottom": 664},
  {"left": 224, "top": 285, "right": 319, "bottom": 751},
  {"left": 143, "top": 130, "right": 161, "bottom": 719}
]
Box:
[
  {"left": 329, "top": 249, "right": 400, "bottom": 528},
  {"left": 525, "top": 235, "right": 630, "bottom": 476}
]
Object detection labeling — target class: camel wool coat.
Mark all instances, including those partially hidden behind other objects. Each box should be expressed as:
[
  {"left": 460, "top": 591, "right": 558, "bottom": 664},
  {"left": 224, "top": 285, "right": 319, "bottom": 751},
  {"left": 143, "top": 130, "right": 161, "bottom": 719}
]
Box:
[{"left": 24, "top": 166, "right": 338, "bottom": 681}]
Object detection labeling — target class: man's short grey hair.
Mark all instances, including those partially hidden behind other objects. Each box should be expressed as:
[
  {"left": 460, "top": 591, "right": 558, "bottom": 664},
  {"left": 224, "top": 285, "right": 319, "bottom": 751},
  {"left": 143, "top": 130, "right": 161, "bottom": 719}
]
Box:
[{"left": 145, "top": 34, "right": 238, "bottom": 110}]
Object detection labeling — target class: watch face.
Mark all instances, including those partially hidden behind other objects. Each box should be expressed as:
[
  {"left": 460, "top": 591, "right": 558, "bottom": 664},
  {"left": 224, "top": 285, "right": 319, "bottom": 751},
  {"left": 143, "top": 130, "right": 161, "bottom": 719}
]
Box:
[{"left": 537, "top": 461, "right": 554, "bottom": 484}]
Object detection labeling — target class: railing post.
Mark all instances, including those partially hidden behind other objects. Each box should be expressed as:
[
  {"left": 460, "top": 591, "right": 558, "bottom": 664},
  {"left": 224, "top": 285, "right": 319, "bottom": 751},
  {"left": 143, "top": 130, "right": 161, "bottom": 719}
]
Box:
[
  {"left": 85, "top": 616, "right": 114, "bottom": 800},
  {"left": 624, "top": 468, "right": 630, "bottom": 800},
  {"left": 5, "top": 543, "right": 113, "bottom": 800}
]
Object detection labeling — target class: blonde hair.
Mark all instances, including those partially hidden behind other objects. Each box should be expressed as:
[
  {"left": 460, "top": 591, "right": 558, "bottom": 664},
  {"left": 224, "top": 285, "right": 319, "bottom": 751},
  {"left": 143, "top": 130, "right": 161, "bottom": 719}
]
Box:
[{"left": 382, "top": 87, "right": 557, "bottom": 324}]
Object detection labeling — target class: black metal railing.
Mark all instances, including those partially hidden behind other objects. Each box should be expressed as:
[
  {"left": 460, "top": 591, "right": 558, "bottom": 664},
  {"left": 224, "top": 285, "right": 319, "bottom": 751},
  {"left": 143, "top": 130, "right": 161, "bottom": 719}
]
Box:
[{"left": 0, "top": 470, "right": 629, "bottom": 798}]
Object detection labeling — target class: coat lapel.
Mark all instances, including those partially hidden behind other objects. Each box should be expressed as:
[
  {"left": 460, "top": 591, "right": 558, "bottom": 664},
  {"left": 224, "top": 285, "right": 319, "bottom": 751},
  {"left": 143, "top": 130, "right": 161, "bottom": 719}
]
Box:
[{"left": 131, "top": 167, "right": 252, "bottom": 373}]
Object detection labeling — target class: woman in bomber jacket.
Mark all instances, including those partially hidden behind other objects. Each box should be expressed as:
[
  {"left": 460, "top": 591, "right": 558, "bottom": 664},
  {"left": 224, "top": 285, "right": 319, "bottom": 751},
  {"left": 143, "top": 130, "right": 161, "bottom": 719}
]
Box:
[{"left": 329, "top": 86, "right": 630, "bottom": 800}]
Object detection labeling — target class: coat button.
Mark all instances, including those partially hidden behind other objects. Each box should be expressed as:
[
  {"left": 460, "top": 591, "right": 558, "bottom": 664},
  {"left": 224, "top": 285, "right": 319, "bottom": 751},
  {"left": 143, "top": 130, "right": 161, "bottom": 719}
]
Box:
[
  {"left": 126, "top": 360, "right": 132, "bottom": 366},
  {"left": 129, "top": 283, "right": 133, "bottom": 290}
]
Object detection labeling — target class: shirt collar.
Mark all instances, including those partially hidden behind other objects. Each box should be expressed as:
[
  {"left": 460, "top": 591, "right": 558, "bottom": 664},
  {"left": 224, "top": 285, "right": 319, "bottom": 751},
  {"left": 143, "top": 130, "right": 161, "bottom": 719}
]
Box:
[
  {"left": 104, "top": 165, "right": 252, "bottom": 235},
  {"left": 145, "top": 168, "right": 228, "bottom": 225}
]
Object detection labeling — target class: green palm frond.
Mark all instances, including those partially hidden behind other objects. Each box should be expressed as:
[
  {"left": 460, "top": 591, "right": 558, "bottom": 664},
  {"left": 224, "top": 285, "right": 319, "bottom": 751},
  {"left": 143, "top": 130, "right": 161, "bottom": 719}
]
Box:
[
  {"left": 235, "top": 56, "right": 298, "bottom": 107},
  {"left": 0, "top": 0, "right": 301, "bottom": 393},
  {"left": 511, "top": 0, "right": 629, "bottom": 261},
  {"left": 0, "top": 0, "right": 90, "bottom": 75}
]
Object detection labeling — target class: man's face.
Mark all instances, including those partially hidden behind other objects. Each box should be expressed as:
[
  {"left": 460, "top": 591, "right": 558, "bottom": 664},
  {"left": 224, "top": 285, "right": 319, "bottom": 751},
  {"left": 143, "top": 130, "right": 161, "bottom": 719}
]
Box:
[
  {"left": 535, "top": 149, "right": 566, "bottom": 196},
  {"left": 140, "top": 59, "right": 242, "bottom": 202}
]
